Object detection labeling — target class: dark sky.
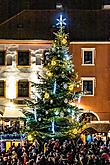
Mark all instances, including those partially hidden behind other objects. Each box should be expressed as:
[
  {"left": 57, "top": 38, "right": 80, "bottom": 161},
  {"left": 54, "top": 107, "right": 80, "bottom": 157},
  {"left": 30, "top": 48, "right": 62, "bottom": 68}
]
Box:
[{"left": 104, "top": 0, "right": 110, "bottom": 4}]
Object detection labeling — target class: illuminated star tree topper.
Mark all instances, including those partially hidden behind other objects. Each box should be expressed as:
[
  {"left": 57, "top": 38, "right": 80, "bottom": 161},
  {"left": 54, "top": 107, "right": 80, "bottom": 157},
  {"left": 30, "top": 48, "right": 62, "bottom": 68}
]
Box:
[
  {"left": 54, "top": 14, "right": 68, "bottom": 47},
  {"left": 56, "top": 14, "right": 66, "bottom": 31}
]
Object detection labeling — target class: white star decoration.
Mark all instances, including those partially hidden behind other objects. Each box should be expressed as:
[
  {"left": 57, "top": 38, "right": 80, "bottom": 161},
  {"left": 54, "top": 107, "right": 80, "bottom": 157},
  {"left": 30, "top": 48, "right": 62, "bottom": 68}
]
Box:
[{"left": 56, "top": 14, "right": 66, "bottom": 28}]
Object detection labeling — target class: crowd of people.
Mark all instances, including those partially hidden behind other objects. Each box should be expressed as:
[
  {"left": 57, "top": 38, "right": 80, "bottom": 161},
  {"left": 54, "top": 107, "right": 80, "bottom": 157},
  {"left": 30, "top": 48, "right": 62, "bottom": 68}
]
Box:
[
  {"left": 0, "top": 135, "right": 110, "bottom": 165},
  {"left": 0, "top": 122, "right": 23, "bottom": 134}
]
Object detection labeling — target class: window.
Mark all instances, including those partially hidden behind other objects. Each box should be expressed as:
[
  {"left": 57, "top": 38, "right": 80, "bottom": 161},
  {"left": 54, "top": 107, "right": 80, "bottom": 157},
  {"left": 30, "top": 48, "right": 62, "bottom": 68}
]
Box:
[
  {"left": 36, "top": 56, "right": 41, "bottom": 65},
  {"left": 7, "top": 55, "right": 12, "bottom": 65},
  {"left": 79, "top": 112, "right": 98, "bottom": 123},
  {"left": 17, "top": 80, "right": 29, "bottom": 97},
  {"left": 82, "top": 78, "right": 95, "bottom": 96},
  {"left": 17, "top": 50, "right": 30, "bottom": 66},
  {"left": 0, "top": 80, "right": 5, "bottom": 97},
  {"left": 56, "top": 3, "right": 63, "bottom": 9},
  {"left": 81, "top": 48, "right": 95, "bottom": 65},
  {"left": 0, "top": 51, "right": 5, "bottom": 65}
]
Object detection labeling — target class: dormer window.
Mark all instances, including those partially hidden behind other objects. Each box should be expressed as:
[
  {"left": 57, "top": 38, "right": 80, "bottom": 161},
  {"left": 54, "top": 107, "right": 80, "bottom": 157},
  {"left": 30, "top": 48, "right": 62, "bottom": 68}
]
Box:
[{"left": 56, "top": 3, "right": 63, "bottom": 9}]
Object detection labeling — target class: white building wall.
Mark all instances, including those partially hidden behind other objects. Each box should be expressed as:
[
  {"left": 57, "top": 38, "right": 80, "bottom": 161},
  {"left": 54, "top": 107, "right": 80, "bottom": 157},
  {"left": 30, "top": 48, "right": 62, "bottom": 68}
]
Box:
[{"left": 0, "top": 41, "right": 51, "bottom": 117}]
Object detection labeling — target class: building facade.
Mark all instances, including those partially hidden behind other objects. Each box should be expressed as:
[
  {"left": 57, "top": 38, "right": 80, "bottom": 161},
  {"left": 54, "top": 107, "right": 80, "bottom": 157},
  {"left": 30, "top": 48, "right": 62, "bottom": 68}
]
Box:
[
  {"left": 0, "top": 40, "right": 51, "bottom": 128},
  {"left": 0, "top": 40, "right": 110, "bottom": 126},
  {"left": 70, "top": 42, "right": 110, "bottom": 122},
  {"left": 0, "top": 1, "right": 110, "bottom": 127}
]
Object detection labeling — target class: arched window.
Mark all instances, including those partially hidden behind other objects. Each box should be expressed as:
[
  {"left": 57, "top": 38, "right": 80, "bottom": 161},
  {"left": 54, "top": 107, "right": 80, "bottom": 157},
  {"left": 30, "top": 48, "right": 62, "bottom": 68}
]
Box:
[{"left": 80, "top": 112, "right": 98, "bottom": 123}]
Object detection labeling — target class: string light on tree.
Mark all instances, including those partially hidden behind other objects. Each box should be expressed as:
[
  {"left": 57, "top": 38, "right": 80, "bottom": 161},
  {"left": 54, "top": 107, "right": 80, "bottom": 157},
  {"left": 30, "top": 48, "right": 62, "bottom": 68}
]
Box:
[
  {"left": 63, "top": 61, "right": 68, "bottom": 67},
  {"left": 51, "top": 59, "right": 57, "bottom": 66},
  {"left": 53, "top": 80, "right": 57, "bottom": 94},
  {"left": 52, "top": 120, "right": 55, "bottom": 134},
  {"left": 38, "top": 117, "right": 41, "bottom": 121},
  {"left": 44, "top": 92, "right": 50, "bottom": 99},
  {"left": 64, "top": 98, "right": 68, "bottom": 103},
  {"left": 47, "top": 71, "right": 52, "bottom": 77},
  {"left": 72, "top": 110, "right": 75, "bottom": 122},
  {"left": 25, "top": 13, "right": 82, "bottom": 139},
  {"left": 55, "top": 111, "right": 59, "bottom": 116},
  {"left": 67, "top": 108, "right": 71, "bottom": 113},
  {"left": 63, "top": 83, "right": 67, "bottom": 89},
  {"left": 45, "top": 111, "right": 48, "bottom": 115},
  {"left": 69, "top": 84, "right": 74, "bottom": 91},
  {"left": 60, "top": 112, "right": 64, "bottom": 117},
  {"left": 50, "top": 100, "right": 53, "bottom": 104},
  {"left": 62, "top": 38, "right": 67, "bottom": 45}
]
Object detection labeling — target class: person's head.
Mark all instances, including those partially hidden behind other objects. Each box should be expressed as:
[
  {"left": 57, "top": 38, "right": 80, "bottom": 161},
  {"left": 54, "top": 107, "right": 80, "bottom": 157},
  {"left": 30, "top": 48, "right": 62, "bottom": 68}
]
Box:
[
  {"left": 3, "top": 157, "right": 8, "bottom": 162},
  {"left": 18, "top": 143, "right": 21, "bottom": 147},
  {"left": 49, "top": 151, "right": 53, "bottom": 156},
  {"left": 0, "top": 156, "right": 3, "bottom": 162}
]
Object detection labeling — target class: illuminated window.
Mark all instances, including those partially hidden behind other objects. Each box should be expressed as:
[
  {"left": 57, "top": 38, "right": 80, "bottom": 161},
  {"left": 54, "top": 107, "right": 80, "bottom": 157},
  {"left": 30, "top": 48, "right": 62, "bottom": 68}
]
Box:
[
  {"left": 80, "top": 112, "right": 98, "bottom": 123},
  {"left": 82, "top": 78, "right": 95, "bottom": 96},
  {"left": 0, "top": 51, "right": 5, "bottom": 65},
  {"left": 81, "top": 48, "right": 95, "bottom": 65},
  {"left": 0, "top": 80, "right": 5, "bottom": 97},
  {"left": 18, "top": 80, "right": 29, "bottom": 97},
  {"left": 17, "top": 51, "right": 30, "bottom": 66}
]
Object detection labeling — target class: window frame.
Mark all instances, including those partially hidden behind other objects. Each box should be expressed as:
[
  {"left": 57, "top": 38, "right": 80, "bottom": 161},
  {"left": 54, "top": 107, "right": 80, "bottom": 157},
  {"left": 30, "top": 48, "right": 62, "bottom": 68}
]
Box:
[
  {"left": 81, "top": 48, "right": 95, "bottom": 66},
  {"left": 16, "top": 50, "right": 31, "bottom": 67},
  {"left": 0, "top": 50, "right": 6, "bottom": 66},
  {"left": 0, "top": 80, "right": 6, "bottom": 97},
  {"left": 81, "top": 77, "right": 95, "bottom": 96},
  {"left": 16, "top": 80, "right": 30, "bottom": 98}
]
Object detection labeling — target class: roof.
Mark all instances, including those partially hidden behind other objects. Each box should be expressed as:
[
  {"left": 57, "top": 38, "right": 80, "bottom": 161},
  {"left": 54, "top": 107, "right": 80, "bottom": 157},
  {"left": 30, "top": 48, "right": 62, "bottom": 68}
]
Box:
[
  {"left": 0, "top": 0, "right": 103, "bottom": 25},
  {"left": 0, "top": 9, "right": 110, "bottom": 41},
  {"left": 104, "top": 0, "right": 110, "bottom": 5}
]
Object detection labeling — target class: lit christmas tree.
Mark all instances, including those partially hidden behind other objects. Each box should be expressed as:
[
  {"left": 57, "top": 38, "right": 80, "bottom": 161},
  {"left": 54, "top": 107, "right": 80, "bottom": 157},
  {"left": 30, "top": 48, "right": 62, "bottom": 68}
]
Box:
[{"left": 25, "top": 15, "right": 83, "bottom": 139}]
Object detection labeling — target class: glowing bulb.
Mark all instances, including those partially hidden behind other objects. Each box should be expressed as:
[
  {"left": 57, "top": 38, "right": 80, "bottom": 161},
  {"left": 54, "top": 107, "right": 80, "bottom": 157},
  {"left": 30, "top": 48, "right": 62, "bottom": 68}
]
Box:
[
  {"left": 73, "top": 128, "right": 77, "bottom": 134},
  {"left": 51, "top": 60, "right": 56, "bottom": 66},
  {"left": 44, "top": 92, "right": 49, "bottom": 99},
  {"left": 69, "top": 84, "right": 74, "bottom": 91},
  {"left": 62, "top": 38, "right": 67, "bottom": 45},
  {"left": 28, "top": 135, "right": 33, "bottom": 141},
  {"left": 47, "top": 71, "right": 52, "bottom": 77},
  {"left": 55, "top": 111, "right": 59, "bottom": 115}
]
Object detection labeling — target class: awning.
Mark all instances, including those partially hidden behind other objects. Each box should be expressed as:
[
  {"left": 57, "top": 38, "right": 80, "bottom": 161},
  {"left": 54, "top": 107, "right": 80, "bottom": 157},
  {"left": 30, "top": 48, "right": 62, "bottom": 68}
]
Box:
[
  {"left": 1, "top": 108, "right": 25, "bottom": 118},
  {"left": 0, "top": 114, "right": 3, "bottom": 118},
  {"left": 0, "top": 107, "right": 5, "bottom": 116},
  {"left": 86, "top": 122, "right": 110, "bottom": 133},
  {"left": 82, "top": 127, "right": 98, "bottom": 134}
]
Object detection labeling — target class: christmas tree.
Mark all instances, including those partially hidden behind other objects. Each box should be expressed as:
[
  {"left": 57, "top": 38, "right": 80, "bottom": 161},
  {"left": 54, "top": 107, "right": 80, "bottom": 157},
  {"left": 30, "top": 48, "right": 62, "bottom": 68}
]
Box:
[{"left": 25, "top": 15, "right": 82, "bottom": 139}]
